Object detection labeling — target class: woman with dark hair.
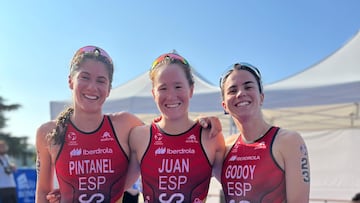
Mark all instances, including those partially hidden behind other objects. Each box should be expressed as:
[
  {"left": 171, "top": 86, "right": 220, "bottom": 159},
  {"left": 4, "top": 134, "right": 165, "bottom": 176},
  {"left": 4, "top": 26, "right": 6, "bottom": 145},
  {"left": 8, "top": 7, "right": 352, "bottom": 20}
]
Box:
[{"left": 218, "top": 63, "right": 310, "bottom": 202}]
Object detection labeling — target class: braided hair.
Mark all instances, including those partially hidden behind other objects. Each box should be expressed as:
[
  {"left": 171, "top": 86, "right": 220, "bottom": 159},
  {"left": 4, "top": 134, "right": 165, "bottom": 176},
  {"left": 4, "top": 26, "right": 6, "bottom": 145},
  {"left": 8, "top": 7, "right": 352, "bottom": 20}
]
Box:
[{"left": 46, "top": 107, "right": 73, "bottom": 145}]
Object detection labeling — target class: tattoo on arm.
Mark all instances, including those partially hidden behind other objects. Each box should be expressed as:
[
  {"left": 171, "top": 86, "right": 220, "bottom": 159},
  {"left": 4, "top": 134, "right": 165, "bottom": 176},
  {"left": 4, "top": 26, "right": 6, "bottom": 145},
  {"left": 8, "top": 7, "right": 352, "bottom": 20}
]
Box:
[
  {"left": 300, "top": 144, "right": 310, "bottom": 183},
  {"left": 36, "top": 151, "right": 40, "bottom": 176}
]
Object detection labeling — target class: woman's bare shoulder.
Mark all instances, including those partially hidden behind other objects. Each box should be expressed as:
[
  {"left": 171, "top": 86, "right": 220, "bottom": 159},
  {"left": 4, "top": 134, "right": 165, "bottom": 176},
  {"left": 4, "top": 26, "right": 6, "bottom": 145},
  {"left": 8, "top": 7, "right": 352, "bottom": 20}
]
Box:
[
  {"left": 36, "top": 121, "right": 56, "bottom": 137},
  {"left": 108, "top": 112, "right": 143, "bottom": 126},
  {"left": 129, "top": 124, "right": 151, "bottom": 152},
  {"left": 36, "top": 120, "right": 57, "bottom": 150},
  {"left": 276, "top": 128, "right": 304, "bottom": 143},
  {"left": 275, "top": 128, "right": 307, "bottom": 155},
  {"left": 131, "top": 124, "right": 151, "bottom": 136}
]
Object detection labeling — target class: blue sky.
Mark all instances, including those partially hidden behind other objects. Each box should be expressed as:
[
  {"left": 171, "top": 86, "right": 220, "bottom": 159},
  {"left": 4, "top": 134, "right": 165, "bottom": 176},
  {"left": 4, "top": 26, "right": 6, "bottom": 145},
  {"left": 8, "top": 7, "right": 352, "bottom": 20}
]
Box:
[{"left": 1, "top": 1, "right": 360, "bottom": 145}]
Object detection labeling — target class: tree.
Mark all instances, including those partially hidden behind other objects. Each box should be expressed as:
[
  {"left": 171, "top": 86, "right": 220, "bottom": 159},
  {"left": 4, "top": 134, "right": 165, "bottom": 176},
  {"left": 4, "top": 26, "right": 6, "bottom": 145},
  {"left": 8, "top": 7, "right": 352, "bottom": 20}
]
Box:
[
  {"left": 0, "top": 96, "right": 34, "bottom": 166},
  {"left": 0, "top": 96, "right": 21, "bottom": 129}
]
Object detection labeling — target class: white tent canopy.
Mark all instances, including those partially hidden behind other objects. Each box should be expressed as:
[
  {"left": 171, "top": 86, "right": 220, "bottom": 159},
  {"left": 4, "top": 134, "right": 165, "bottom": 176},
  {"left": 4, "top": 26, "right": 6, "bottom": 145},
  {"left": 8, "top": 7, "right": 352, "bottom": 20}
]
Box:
[{"left": 262, "top": 30, "right": 360, "bottom": 131}]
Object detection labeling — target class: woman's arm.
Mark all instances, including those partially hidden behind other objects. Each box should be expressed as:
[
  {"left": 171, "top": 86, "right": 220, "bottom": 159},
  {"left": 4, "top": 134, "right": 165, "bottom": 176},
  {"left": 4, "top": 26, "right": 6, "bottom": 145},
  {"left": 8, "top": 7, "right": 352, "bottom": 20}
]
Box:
[
  {"left": 211, "top": 132, "right": 226, "bottom": 181},
  {"left": 125, "top": 125, "right": 149, "bottom": 190},
  {"left": 35, "top": 123, "right": 56, "bottom": 203},
  {"left": 124, "top": 145, "right": 141, "bottom": 190},
  {"left": 277, "top": 130, "right": 310, "bottom": 203}
]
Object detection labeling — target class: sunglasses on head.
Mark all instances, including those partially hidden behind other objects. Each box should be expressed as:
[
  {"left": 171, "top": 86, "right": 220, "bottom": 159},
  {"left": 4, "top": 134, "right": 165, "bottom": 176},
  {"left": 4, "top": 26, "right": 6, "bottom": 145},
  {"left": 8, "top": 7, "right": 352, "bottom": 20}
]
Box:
[
  {"left": 219, "top": 62, "right": 262, "bottom": 91},
  {"left": 151, "top": 53, "right": 189, "bottom": 70},
  {"left": 75, "top": 45, "right": 113, "bottom": 64}
]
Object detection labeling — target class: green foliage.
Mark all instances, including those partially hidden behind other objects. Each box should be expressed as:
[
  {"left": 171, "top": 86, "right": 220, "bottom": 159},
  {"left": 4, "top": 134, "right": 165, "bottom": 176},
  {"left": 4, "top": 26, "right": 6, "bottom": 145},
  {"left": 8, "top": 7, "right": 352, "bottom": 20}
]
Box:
[
  {"left": 0, "top": 96, "right": 35, "bottom": 166},
  {"left": 0, "top": 96, "right": 21, "bottom": 129}
]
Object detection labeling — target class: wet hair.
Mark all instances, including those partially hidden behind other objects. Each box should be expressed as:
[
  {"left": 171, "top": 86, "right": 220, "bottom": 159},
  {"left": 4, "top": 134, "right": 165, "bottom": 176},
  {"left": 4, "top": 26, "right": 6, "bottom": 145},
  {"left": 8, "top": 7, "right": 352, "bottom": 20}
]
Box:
[
  {"left": 219, "top": 62, "right": 263, "bottom": 100},
  {"left": 47, "top": 46, "right": 113, "bottom": 145},
  {"left": 149, "top": 53, "right": 194, "bottom": 87}
]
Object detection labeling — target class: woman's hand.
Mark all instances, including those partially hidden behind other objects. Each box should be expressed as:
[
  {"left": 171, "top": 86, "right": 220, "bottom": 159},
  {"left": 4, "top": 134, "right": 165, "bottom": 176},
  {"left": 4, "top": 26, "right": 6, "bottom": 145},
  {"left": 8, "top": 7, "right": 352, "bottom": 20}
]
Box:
[
  {"left": 46, "top": 189, "right": 61, "bottom": 203},
  {"left": 196, "top": 115, "right": 222, "bottom": 138}
]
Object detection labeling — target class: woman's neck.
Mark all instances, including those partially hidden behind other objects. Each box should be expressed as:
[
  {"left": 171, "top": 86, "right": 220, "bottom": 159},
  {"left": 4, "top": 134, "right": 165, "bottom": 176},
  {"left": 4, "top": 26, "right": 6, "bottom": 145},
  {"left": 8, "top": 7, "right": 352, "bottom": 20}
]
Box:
[
  {"left": 234, "top": 117, "right": 270, "bottom": 143},
  {"left": 71, "top": 111, "right": 104, "bottom": 132},
  {"left": 157, "top": 116, "right": 195, "bottom": 135}
]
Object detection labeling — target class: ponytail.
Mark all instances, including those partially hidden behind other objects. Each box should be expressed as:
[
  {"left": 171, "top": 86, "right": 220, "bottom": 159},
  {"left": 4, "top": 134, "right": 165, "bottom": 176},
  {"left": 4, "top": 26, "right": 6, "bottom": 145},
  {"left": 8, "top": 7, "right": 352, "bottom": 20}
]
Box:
[{"left": 47, "top": 106, "right": 74, "bottom": 145}]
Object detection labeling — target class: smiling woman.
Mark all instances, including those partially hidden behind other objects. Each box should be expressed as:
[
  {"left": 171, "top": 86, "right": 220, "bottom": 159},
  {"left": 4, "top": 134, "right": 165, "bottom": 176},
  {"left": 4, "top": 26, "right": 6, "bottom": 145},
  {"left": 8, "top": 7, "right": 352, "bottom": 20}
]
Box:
[
  {"left": 126, "top": 52, "right": 225, "bottom": 203},
  {"left": 218, "top": 62, "right": 310, "bottom": 203},
  {"left": 35, "top": 45, "right": 144, "bottom": 203}
]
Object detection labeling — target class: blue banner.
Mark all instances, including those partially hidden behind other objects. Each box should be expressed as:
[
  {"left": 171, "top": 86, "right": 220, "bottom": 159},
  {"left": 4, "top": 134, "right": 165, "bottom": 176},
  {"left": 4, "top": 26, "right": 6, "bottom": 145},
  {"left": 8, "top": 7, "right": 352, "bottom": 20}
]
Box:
[{"left": 13, "top": 168, "right": 36, "bottom": 203}]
